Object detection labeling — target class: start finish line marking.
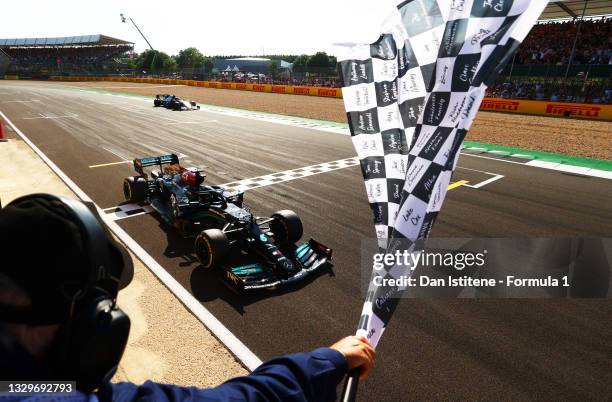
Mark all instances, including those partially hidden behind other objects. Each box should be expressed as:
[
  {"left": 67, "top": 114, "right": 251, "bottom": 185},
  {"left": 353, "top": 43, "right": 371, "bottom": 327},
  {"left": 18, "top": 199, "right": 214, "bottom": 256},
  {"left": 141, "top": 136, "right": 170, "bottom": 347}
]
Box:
[
  {"left": 222, "top": 157, "right": 361, "bottom": 192},
  {"left": 103, "top": 157, "right": 478, "bottom": 221}
]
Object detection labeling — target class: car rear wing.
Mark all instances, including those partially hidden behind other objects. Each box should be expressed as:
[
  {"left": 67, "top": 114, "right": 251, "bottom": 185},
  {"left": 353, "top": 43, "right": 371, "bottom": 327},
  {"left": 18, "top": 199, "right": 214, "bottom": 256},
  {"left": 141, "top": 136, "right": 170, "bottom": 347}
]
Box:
[{"left": 134, "top": 154, "right": 179, "bottom": 176}]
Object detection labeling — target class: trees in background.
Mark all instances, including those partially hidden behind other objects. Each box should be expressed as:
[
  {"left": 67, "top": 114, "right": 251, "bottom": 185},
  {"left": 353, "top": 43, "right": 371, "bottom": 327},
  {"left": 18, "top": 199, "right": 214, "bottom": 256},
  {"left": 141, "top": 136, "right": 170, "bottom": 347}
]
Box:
[
  {"left": 134, "top": 49, "right": 337, "bottom": 75},
  {"left": 293, "top": 54, "right": 309, "bottom": 70},
  {"left": 306, "top": 52, "right": 331, "bottom": 69},
  {"left": 135, "top": 50, "right": 176, "bottom": 73},
  {"left": 175, "top": 47, "right": 214, "bottom": 73},
  {"left": 268, "top": 61, "right": 280, "bottom": 79},
  {"left": 175, "top": 47, "right": 204, "bottom": 69}
]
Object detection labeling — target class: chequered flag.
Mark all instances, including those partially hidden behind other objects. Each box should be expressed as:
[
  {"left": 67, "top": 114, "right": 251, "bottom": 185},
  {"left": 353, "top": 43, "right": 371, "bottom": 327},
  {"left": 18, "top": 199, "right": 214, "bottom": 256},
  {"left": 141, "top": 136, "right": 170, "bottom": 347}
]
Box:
[{"left": 338, "top": 0, "right": 547, "bottom": 348}]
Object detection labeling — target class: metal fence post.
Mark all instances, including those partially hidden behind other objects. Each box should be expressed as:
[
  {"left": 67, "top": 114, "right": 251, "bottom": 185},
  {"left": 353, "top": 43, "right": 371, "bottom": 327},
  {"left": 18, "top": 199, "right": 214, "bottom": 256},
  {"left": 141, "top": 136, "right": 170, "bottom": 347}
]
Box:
[{"left": 565, "top": 0, "right": 589, "bottom": 79}]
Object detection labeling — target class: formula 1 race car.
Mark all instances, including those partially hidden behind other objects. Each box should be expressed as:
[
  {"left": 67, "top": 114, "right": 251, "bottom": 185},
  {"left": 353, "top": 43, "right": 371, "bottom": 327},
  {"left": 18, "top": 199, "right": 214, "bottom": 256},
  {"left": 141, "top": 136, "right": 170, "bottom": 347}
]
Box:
[
  {"left": 123, "top": 154, "right": 332, "bottom": 291},
  {"left": 153, "top": 94, "right": 200, "bottom": 111}
]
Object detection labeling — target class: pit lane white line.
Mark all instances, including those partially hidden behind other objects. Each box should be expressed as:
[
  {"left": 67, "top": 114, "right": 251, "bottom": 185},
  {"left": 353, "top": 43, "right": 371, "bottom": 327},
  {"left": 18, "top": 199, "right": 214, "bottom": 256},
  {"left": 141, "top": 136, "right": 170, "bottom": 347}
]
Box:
[
  {"left": 1, "top": 99, "right": 42, "bottom": 103},
  {"left": 23, "top": 113, "right": 79, "bottom": 120},
  {"left": 103, "top": 203, "right": 154, "bottom": 221},
  {"left": 163, "top": 120, "right": 217, "bottom": 125},
  {"left": 0, "top": 109, "right": 263, "bottom": 372}
]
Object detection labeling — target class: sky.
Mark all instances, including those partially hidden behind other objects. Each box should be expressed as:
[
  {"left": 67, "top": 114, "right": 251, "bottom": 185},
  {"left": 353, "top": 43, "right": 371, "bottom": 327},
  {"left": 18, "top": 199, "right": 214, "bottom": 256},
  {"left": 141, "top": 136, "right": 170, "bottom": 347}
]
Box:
[{"left": 2, "top": 0, "right": 401, "bottom": 56}]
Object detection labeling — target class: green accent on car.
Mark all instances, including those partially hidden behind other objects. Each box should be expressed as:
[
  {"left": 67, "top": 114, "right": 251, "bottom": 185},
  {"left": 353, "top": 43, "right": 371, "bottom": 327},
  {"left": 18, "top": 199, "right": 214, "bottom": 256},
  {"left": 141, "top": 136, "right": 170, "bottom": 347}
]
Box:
[
  {"left": 297, "top": 246, "right": 310, "bottom": 259},
  {"left": 232, "top": 264, "right": 264, "bottom": 275}
]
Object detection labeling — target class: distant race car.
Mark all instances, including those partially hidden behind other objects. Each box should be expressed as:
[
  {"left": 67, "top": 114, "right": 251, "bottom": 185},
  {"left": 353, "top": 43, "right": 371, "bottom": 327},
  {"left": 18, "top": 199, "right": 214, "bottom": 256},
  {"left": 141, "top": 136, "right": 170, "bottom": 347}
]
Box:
[
  {"left": 153, "top": 94, "right": 200, "bottom": 111},
  {"left": 123, "top": 154, "right": 332, "bottom": 291}
]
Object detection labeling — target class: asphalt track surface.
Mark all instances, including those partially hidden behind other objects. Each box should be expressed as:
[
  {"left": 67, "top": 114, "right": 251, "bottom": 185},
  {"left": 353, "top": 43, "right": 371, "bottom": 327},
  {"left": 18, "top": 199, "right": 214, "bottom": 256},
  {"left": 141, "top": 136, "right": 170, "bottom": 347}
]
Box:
[{"left": 1, "top": 82, "right": 611, "bottom": 401}]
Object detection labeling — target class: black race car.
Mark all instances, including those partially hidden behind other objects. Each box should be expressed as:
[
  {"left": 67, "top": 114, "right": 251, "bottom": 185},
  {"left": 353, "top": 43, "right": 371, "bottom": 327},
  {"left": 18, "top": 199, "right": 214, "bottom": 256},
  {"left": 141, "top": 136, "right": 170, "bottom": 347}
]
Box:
[
  {"left": 123, "top": 154, "right": 332, "bottom": 291},
  {"left": 153, "top": 94, "right": 200, "bottom": 111}
]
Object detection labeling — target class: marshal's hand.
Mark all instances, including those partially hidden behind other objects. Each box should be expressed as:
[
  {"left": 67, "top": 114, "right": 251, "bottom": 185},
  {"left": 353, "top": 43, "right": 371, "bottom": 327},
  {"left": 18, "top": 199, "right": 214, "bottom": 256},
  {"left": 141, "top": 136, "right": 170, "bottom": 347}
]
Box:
[{"left": 330, "top": 335, "right": 376, "bottom": 380}]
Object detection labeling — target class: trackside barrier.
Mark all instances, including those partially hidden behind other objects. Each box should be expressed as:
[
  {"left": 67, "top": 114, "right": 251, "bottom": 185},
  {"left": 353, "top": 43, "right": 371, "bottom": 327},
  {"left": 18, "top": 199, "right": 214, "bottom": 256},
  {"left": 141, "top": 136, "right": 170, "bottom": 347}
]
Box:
[
  {"left": 47, "top": 76, "right": 612, "bottom": 119},
  {"left": 479, "top": 98, "right": 612, "bottom": 121},
  {"left": 0, "top": 119, "right": 6, "bottom": 142},
  {"left": 48, "top": 75, "right": 344, "bottom": 99}
]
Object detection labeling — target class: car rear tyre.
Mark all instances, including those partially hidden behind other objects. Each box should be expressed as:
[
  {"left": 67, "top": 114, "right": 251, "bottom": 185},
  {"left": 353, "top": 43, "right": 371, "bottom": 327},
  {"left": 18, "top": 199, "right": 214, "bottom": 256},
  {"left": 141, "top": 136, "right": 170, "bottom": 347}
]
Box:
[
  {"left": 123, "top": 176, "right": 147, "bottom": 203},
  {"left": 270, "top": 210, "right": 303, "bottom": 246},
  {"left": 195, "top": 229, "right": 230, "bottom": 270}
]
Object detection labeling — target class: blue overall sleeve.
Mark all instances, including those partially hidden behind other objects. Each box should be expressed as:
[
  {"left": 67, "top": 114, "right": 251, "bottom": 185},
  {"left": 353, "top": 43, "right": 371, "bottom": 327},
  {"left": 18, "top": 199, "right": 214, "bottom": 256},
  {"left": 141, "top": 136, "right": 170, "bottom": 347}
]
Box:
[{"left": 98, "top": 347, "right": 348, "bottom": 402}]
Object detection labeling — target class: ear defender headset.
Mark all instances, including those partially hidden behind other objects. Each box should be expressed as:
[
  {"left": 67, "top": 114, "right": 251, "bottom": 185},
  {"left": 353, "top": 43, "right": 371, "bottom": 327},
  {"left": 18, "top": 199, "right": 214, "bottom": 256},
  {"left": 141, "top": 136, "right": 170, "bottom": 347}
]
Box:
[{"left": 0, "top": 194, "right": 133, "bottom": 393}]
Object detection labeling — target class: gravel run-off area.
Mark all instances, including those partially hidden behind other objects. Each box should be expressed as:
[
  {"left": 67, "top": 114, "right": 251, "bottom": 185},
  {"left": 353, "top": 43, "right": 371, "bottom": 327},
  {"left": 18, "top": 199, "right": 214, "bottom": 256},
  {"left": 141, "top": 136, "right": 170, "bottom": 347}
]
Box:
[{"left": 61, "top": 81, "right": 612, "bottom": 160}]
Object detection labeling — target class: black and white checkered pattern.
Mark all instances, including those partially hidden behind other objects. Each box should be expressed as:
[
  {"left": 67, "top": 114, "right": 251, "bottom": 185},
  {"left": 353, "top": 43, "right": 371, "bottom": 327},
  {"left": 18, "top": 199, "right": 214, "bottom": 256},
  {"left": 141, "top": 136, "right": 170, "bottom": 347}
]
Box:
[
  {"left": 223, "top": 158, "right": 360, "bottom": 192},
  {"left": 103, "top": 202, "right": 153, "bottom": 221},
  {"left": 338, "top": 0, "right": 547, "bottom": 348}
]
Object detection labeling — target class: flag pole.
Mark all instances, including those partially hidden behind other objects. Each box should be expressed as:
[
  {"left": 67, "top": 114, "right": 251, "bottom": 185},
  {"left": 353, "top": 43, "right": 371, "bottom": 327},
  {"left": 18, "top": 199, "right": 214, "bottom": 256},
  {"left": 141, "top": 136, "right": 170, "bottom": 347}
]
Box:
[{"left": 341, "top": 368, "right": 360, "bottom": 402}]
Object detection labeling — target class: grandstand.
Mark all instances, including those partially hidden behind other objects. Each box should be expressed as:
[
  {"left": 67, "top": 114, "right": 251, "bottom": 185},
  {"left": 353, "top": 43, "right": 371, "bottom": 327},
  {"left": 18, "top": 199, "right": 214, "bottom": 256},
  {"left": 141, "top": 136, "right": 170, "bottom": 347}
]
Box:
[
  {"left": 489, "top": 0, "right": 612, "bottom": 104},
  {"left": 0, "top": 34, "right": 133, "bottom": 79},
  {"left": 540, "top": 0, "right": 611, "bottom": 20},
  {"left": 0, "top": 49, "right": 10, "bottom": 77},
  {"left": 212, "top": 57, "right": 292, "bottom": 75},
  {"left": 0, "top": 2, "right": 609, "bottom": 103}
]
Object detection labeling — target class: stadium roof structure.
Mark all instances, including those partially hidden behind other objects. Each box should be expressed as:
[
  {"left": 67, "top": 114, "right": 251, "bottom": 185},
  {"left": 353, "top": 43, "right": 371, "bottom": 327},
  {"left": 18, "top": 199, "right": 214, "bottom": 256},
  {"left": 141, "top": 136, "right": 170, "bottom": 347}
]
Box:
[
  {"left": 541, "top": 0, "right": 612, "bottom": 20},
  {"left": 0, "top": 34, "right": 133, "bottom": 48},
  {"left": 213, "top": 57, "right": 293, "bottom": 73}
]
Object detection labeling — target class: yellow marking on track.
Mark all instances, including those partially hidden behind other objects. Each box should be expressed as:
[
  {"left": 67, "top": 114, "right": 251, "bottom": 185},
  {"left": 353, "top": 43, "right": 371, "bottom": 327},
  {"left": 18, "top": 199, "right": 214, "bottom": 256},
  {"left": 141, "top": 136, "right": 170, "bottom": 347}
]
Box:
[
  {"left": 447, "top": 180, "right": 469, "bottom": 190},
  {"left": 89, "top": 160, "right": 131, "bottom": 168}
]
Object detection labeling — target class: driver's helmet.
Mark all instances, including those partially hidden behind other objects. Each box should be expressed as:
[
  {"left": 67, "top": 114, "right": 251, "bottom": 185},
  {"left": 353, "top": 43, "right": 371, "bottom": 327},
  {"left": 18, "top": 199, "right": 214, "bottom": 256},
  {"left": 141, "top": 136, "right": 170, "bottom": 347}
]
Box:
[{"left": 181, "top": 170, "right": 204, "bottom": 187}]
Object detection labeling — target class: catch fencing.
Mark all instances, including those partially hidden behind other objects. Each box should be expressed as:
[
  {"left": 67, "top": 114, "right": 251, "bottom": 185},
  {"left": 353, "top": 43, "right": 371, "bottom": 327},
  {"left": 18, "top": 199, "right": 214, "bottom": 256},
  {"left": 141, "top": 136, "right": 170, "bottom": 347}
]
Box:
[
  {"left": 48, "top": 75, "right": 343, "bottom": 98},
  {"left": 47, "top": 75, "right": 611, "bottom": 120}
]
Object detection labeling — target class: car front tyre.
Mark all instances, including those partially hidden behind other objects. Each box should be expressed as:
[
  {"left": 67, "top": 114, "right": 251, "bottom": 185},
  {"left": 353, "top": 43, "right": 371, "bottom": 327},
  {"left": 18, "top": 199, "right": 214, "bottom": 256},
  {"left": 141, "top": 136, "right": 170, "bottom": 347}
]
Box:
[
  {"left": 195, "top": 229, "right": 230, "bottom": 270},
  {"left": 270, "top": 210, "right": 303, "bottom": 246}
]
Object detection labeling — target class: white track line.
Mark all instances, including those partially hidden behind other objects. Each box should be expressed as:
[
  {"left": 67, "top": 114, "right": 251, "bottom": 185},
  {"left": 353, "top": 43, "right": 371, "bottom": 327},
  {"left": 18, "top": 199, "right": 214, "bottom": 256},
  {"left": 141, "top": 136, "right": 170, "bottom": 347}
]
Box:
[
  {"left": 23, "top": 113, "right": 79, "bottom": 120},
  {"left": 461, "top": 152, "right": 612, "bottom": 179},
  {"left": 69, "top": 88, "right": 611, "bottom": 179},
  {"left": 90, "top": 85, "right": 187, "bottom": 89},
  {"left": 1, "top": 99, "right": 41, "bottom": 103},
  {"left": 0, "top": 110, "right": 263, "bottom": 371},
  {"left": 465, "top": 174, "right": 504, "bottom": 189},
  {"left": 456, "top": 166, "right": 505, "bottom": 189}
]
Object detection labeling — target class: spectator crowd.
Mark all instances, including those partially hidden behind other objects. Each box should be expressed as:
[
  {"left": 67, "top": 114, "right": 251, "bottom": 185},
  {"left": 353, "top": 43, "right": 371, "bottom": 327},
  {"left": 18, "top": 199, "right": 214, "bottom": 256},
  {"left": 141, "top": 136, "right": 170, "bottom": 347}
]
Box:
[
  {"left": 3, "top": 17, "right": 611, "bottom": 99},
  {"left": 214, "top": 73, "right": 340, "bottom": 87},
  {"left": 516, "top": 17, "right": 612, "bottom": 65},
  {"left": 2, "top": 45, "right": 132, "bottom": 75},
  {"left": 486, "top": 79, "right": 612, "bottom": 104}
]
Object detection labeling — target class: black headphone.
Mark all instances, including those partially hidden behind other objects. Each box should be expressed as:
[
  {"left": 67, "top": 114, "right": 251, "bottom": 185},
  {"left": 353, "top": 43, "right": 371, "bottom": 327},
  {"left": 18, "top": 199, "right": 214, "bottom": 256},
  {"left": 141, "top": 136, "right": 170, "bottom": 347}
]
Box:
[{"left": 1, "top": 194, "right": 132, "bottom": 393}]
